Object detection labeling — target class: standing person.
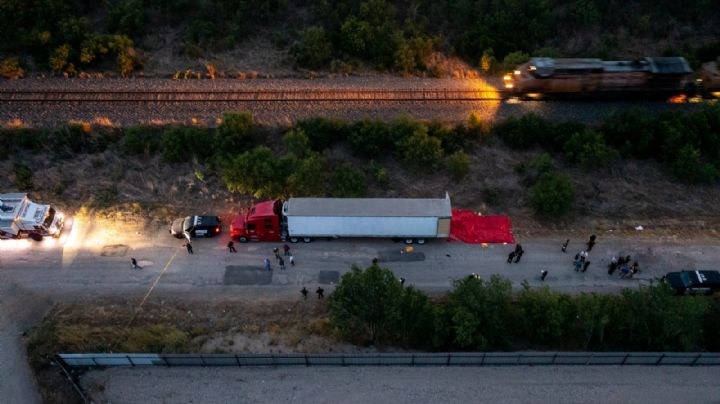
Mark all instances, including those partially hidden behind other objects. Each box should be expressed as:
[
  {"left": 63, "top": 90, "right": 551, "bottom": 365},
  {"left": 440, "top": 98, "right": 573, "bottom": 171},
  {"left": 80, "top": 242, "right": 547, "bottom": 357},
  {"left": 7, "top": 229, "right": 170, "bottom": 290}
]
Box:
[
  {"left": 399, "top": 277, "right": 406, "bottom": 286},
  {"left": 580, "top": 250, "right": 588, "bottom": 263},
  {"left": 514, "top": 248, "right": 524, "bottom": 263},
  {"left": 631, "top": 261, "right": 640, "bottom": 274},
  {"left": 227, "top": 240, "right": 236, "bottom": 253},
  {"left": 608, "top": 257, "right": 618, "bottom": 275},
  {"left": 283, "top": 243, "right": 290, "bottom": 256},
  {"left": 582, "top": 260, "right": 591, "bottom": 272},
  {"left": 372, "top": 257, "right": 379, "bottom": 265},
  {"left": 507, "top": 251, "right": 516, "bottom": 263},
  {"left": 574, "top": 258, "right": 583, "bottom": 272},
  {"left": 264, "top": 258, "right": 272, "bottom": 271},
  {"left": 279, "top": 257, "right": 285, "bottom": 270},
  {"left": 301, "top": 287, "right": 308, "bottom": 300},
  {"left": 289, "top": 255, "right": 295, "bottom": 266},
  {"left": 273, "top": 247, "right": 280, "bottom": 260},
  {"left": 541, "top": 270, "right": 548, "bottom": 281},
  {"left": 514, "top": 244, "right": 523, "bottom": 255},
  {"left": 316, "top": 287, "right": 324, "bottom": 299},
  {"left": 561, "top": 239, "right": 569, "bottom": 253},
  {"left": 185, "top": 242, "right": 193, "bottom": 254},
  {"left": 131, "top": 258, "right": 140, "bottom": 269},
  {"left": 587, "top": 235, "right": 597, "bottom": 252}
]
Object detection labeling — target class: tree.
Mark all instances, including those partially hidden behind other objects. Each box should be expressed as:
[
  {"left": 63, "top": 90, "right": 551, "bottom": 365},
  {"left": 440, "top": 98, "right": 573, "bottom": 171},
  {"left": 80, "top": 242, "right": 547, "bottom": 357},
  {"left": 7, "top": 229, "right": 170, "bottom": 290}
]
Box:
[
  {"left": 446, "top": 275, "right": 514, "bottom": 350},
  {"left": 348, "top": 119, "right": 393, "bottom": 157},
  {"left": 340, "top": 17, "right": 373, "bottom": 56},
  {"left": 328, "top": 264, "right": 404, "bottom": 344},
  {"left": 529, "top": 173, "right": 574, "bottom": 217},
  {"left": 297, "top": 117, "right": 350, "bottom": 151},
  {"left": 292, "top": 26, "right": 333, "bottom": 69},
  {"left": 49, "top": 44, "right": 71, "bottom": 73},
  {"left": 221, "top": 146, "right": 286, "bottom": 198},
  {"left": 563, "top": 129, "right": 618, "bottom": 170},
  {"left": 331, "top": 164, "right": 367, "bottom": 197},
  {"left": 502, "top": 50, "right": 530, "bottom": 71},
  {"left": 670, "top": 144, "right": 719, "bottom": 184},
  {"left": 161, "top": 126, "right": 213, "bottom": 162},
  {"left": 0, "top": 57, "right": 24, "bottom": 79},
  {"left": 447, "top": 150, "right": 470, "bottom": 181},
  {"left": 287, "top": 153, "right": 326, "bottom": 196},
  {"left": 215, "top": 111, "right": 255, "bottom": 156},
  {"left": 282, "top": 128, "right": 310, "bottom": 158},
  {"left": 397, "top": 127, "right": 444, "bottom": 171},
  {"left": 516, "top": 281, "right": 566, "bottom": 344}
]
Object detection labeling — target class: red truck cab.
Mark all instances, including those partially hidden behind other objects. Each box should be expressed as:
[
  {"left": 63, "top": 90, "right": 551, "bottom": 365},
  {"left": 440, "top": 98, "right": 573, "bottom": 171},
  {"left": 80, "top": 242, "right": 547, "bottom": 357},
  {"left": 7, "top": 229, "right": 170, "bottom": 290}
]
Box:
[{"left": 230, "top": 200, "right": 282, "bottom": 242}]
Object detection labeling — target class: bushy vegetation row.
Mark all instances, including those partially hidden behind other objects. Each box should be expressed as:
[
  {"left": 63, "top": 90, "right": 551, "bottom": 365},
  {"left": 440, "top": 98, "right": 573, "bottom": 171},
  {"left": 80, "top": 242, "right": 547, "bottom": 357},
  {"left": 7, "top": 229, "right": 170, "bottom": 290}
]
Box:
[
  {"left": 2, "top": 1, "right": 718, "bottom": 77},
  {"left": 329, "top": 264, "right": 720, "bottom": 352},
  {"left": 2, "top": 107, "right": 718, "bottom": 217}
]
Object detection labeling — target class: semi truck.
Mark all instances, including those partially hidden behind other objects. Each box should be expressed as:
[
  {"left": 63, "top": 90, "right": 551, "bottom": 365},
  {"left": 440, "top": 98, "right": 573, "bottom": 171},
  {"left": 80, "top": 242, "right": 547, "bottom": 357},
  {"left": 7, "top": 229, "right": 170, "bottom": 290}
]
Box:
[
  {"left": 230, "top": 195, "right": 452, "bottom": 244},
  {"left": 0, "top": 193, "right": 66, "bottom": 240}
]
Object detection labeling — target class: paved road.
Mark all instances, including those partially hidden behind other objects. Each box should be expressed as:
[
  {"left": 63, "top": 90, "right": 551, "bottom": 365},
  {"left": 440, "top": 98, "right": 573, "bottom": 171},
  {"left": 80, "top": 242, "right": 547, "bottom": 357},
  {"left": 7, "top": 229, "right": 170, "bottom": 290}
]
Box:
[
  {"left": 81, "top": 365, "right": 720, "bottom": 404},
  {"left": 1, "top": 217, "right": 718, "bottom": 403}
]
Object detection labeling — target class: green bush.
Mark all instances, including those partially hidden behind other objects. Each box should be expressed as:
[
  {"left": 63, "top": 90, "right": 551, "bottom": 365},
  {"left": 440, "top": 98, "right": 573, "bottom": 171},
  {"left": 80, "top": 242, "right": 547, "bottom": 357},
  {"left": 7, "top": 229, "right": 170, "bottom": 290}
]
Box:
[
  {"left": 348, "top": 119, "right": 393, "bottom": 157},
  {"left": 292, "top": 26, "right": 333, "bottom": 69},
  {"left": 447, "top": 150, "right": 470, "bottom": 181},
  {"left": 529, "top": 172, "right": 574, "bottom": 217},
  {"left": 214, "top": 111, "right": 255, "bottom": 156},
  {"left": 106, "top": 0, "right": 146, "bottom": 39},
  {"left": 563, "top": 129, "right": 618, "bottom": 170},
  {"left": 496, "top": 114, "right": 552, "bottom": 150},
  {"left": 670, "top": 144, "right": 719, "bottom": 184},
  {"left": 282, "top": 128, "right": 310, "bottom": 158},
  {"left": 331, "top": 164, "right": 367, "bottom": 197},
  {"left": 367, "top": 160, "right": 390, "bottom": 189},
  {"left": 287, "top": 153, "right": 326, "bottom": 196},
  {"left": 297, "top": 117, "right": 350, "bottom": 151},
  {"left": 221, "top": 146, "right": 287, "bottom": 198},
  {"left": 13, "top": 162, "right": 34, "bottom": 189},
  {"left": 161, "top": 126, "right": 213, "bottom": 162},
  {"left": 122, "top": 126, "right": 162, "bottom": 156},
  {"left": 600, "top": 109, "right": 656, "bottom": 158},
  {"left": 516, "top": 282, "right": 567, "bottom": 344},
  {"left": 502, "top": 50, "right": 530, "bottom": 71},
  {"left": 446, "top": 275, "right": 514, "bottom": 350},
  {"left": 397, "top": 127, "right": 444, "bottom": 171}
]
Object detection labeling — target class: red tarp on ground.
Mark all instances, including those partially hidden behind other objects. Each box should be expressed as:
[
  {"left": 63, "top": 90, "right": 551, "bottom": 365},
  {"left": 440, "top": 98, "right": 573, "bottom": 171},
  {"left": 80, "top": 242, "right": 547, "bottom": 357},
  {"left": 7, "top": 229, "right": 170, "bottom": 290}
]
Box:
[{"left": 448, "top": 209, "right": 515, "bottom": 244}]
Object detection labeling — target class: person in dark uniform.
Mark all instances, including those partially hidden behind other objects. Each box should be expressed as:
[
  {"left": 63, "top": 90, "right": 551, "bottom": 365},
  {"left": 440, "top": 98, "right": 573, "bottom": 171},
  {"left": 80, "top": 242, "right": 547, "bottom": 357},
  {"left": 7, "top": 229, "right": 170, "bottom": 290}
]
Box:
[
  {"left": 507, "top": 251, "right": 516, "bottom": 263},
  {"left": 514, "top": 248, "right": 524, "bottom": 263},
  {"left": 227, "top": 240, "right": 236, "bottom": 253},
  {"left": 561, "top": 240, "right": 569, "bottom": 253},
  {"left": 301, "top": 287, "right": 308, "bottom": 300},
  {"left": 185, "top": 243, "right": 193, "bottom": 254},
  {"left": 131, "top": 258, "right": 141, "bottom": 269},
  {"left": 541, "top": 270, "right": 548, "bottom": 281},
  {"left": 316, "top": 287, "right": 324, "bottom": 299}
]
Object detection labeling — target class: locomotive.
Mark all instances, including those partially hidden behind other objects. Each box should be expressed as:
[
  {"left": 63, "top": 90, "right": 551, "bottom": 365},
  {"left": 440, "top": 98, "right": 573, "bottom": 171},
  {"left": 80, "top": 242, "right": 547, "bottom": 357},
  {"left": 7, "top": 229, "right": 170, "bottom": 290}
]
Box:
[
  {"left": 699, "top": 57, "right": 720, "bottom": 97},
  {"left": 503, "top": 56, "right": 709, "bottom": 98}
]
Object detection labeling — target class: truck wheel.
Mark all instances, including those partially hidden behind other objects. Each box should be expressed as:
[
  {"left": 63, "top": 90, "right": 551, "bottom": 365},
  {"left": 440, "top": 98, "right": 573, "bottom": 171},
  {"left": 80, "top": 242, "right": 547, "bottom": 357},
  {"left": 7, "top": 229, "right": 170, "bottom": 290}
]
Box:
[
  {"left": 416, "top": 239, "right": 426, "bottom": 245},
  {"left": 290, "top": 237, "right": 299, "bottom": 243},
  {"left": 303, "top": 237, "right": 312, "bottom": 243},
  {"left": 29, "top": 233, "right": 43, "bottom": 242},
  {"left": 239, "top": 236, "right": 248, "bottom": 243},
  {"left": 404, "top": 239, "right": 413, "bottom": 245}
]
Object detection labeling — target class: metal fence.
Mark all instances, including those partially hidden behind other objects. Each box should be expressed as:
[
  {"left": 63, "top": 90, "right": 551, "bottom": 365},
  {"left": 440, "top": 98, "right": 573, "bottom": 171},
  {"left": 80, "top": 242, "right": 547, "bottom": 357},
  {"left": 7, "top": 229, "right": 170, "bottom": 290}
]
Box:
[{"left": 58, "top": 352, "right": 720, "bottom": 368}]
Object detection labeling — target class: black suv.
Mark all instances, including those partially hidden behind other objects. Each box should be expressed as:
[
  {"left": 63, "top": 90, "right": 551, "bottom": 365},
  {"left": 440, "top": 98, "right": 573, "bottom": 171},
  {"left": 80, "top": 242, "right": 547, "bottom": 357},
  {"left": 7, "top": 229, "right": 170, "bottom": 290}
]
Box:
[
  {"left": 664, "top": 270, "right": 720, "bottom": 295},
  {"left": 170, "top": 215, "right": 221, "bottom": 238}
]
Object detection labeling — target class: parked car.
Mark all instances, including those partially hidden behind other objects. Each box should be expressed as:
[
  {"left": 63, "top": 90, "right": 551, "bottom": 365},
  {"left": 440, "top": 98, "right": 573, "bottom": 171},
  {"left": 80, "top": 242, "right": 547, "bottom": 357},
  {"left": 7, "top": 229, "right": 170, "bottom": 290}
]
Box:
[
  {"left": 170, "top": 215, "right": 221, "bottom": 239},
  {"left": 664, "top": 270, "right": 720, "bottom": 295}
]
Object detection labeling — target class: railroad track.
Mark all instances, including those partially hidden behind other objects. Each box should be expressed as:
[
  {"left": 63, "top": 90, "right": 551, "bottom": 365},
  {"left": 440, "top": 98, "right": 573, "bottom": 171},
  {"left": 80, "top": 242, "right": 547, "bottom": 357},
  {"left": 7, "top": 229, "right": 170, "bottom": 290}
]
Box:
[{"left": 0, "top": 89, "right": 503, "bottom": 102}]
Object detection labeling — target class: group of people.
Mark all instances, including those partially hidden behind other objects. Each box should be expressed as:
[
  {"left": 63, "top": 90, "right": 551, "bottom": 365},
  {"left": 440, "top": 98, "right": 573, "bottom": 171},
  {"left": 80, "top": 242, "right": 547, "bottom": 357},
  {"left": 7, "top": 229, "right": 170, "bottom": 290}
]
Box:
[
  {"left": 263, "top": 244, "right": 295, "bottom": 271},
  {"left": 507, "top": 244, "right": 524, "bottom": 263},
  {"left": 608, "top": 255, "right": 640, "bottom": 278},
  {"left": 568, "top": 235, "right": 596, "bottom": 273},
  {"left": 301, "top": 286, "right": 324, "bottom": 299}
]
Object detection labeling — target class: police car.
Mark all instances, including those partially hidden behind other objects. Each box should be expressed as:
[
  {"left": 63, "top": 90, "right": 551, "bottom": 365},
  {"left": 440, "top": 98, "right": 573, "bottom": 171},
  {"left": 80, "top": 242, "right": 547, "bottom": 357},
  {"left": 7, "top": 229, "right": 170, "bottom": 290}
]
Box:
[
  {"left": 170, "top": 215, "right": 221, "bottom": 239},
  {"left": 664, "top": 270, "right": 720, "bottom": 295}
]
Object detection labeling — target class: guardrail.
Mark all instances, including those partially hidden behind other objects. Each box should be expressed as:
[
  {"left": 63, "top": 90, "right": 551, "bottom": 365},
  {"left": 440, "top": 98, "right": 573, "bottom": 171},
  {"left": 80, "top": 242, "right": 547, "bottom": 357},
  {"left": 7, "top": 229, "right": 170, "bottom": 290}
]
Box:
[{"left": 57, "top": 352, "right": 720, "bottom": 367}]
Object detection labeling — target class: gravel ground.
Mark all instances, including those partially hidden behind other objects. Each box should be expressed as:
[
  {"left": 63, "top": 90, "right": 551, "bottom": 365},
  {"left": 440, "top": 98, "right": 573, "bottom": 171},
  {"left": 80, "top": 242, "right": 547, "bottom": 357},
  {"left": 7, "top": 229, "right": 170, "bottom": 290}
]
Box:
[
  {"left": 81, "top": 365, "right": 720, "bottom": 404},
  {"left": 0, "top": 78, "right": 705, "bottom": 128}
]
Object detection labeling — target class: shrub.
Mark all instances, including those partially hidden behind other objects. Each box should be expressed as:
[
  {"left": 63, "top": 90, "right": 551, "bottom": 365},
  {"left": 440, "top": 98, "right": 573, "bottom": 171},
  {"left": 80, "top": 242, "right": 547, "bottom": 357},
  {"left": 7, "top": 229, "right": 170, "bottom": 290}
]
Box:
[
  {"left": 670, "top": 144, "right": 719, "bottom": 184},
  {"left": 563, "top": 129, "right": 618, "bottom": 170},
  {"left": 122, "top": 126, "right": 162, "bottom": 156},
  {"left": 51, "top": 124, "right": 87, "bottom": 156},
  {"left": 287, "top": 153, "right": 326, "bottom": 196},
  {"left": 516, "top": 281, "right": 566, "bottom": 344},
  {"left": 340, "top": 17, "right": 373, "bottom": 56},
  {"left": 529, "top": 173, "right": 574, "bottom": 217},
  {"left": 367, "top": 160, "right": 390, "bottom": 189},
  {"left": 348, "top": 119, "right": 393, "bottom": 157},
  {"left": 446, "top": 275, "right": 514, "bottom": 350},
  {"left": 496, "top": 114, "right": 552, "bottom": 150},
  {"left": 600, "top": 109, "right": 656, "bottom": 158},
  {"left": 397, "top": 128, "right": 444, "bottom": 171},
  {"left": 221, "top": 146, "right": 287, "bottom": 198},
  {"left": 428, "top": 120, "right": 465, "bottom": 154},
  {"left": 0, "top": 57, "right": 24, "bottom": 79},
  {"left": 447, "top": 150, "right": 470, "bottom": 181},
  {"left": 49, "top": 44, "right": 71, "bottom": 73},
  {"left": 215, "top": 111, "right": 255, "bottom": 156},
  {"left": 502, "top": 50, "right": 530, "bottom": 71},
  {"left": 282, "top": 128, "right": 310, "bottom": 158},
  {"left": 297, "top": 117, "right": 350, "bottom": 151},
  {"left": 328, "top": 264, "right": 405, "bottom": 344},
  {"left": 106, "top": 0, "right": 146, "bottom": 39},
  {"left": 13, "top": 163, "right": 34, "bottom": 189},
  {"left": 161, "top": 126, "right": 213, "bottom": 163},
  {"left": 331, "top": 164, "right": 367, "bottom": 197},
  {"left": 292, "top": 26, "right": 333, "bottom": 69}
]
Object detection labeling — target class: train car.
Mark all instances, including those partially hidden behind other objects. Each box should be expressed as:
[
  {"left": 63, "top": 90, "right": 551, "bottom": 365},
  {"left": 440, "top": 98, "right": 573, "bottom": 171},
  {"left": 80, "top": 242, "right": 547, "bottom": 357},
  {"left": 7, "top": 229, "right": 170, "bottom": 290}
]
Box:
[
  {"left": 504, "top": 57, "right": 693, "bottom": 98},
  {"left": 699, "top": 57, "right": 720, "bottom": 97}
]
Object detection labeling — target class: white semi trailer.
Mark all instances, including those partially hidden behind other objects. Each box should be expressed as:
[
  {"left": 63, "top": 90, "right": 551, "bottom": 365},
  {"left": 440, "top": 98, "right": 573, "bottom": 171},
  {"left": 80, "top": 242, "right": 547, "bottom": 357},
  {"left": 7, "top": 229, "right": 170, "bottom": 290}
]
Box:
[
  {"left": 0, "top": 193, "right": 66, "bottom": 240},
  {"left": 281, "top": 194, "right": 452, "bottom": 244}
]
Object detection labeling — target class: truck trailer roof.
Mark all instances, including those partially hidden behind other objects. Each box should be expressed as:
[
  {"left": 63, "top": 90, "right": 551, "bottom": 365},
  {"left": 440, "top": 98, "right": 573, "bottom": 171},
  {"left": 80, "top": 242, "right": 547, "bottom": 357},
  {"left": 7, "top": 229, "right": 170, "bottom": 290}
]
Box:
[{"left": 284, "top": 195, "right": 452, "bottom": 218}]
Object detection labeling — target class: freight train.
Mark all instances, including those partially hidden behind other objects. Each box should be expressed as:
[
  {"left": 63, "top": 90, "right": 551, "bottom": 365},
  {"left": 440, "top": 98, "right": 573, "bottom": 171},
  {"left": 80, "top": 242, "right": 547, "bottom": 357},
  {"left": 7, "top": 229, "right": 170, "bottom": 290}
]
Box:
[{"left": 503, "top": 56, "right": 720, "bottom": 99}]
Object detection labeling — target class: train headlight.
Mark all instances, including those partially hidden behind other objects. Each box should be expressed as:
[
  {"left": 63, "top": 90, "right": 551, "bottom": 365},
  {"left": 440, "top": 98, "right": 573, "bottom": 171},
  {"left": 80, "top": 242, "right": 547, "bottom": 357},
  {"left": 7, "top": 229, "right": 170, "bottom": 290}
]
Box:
[{"left": 514, "top": 70, "right": 521, "bottom": 75}]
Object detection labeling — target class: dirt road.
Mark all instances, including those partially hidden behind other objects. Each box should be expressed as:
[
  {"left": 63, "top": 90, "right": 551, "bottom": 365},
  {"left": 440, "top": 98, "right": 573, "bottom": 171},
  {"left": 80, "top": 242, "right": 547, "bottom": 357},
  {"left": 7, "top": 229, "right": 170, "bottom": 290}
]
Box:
[{"left": 1, "top": 217, "right": 718, "bottom": 402}]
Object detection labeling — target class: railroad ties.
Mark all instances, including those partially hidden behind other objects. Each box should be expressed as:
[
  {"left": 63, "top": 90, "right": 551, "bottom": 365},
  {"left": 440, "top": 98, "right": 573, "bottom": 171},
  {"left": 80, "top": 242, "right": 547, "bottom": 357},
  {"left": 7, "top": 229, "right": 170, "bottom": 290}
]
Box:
[{"left": 0, "top": 89, "right": 503, "bottom": 103}]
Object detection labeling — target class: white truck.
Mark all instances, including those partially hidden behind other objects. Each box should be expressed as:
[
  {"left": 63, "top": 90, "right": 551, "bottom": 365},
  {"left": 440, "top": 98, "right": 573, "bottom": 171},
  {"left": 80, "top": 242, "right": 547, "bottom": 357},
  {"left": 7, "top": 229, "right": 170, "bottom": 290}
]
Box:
[{"left": 0, "top": 193, "right": 66, "bottom": 240}]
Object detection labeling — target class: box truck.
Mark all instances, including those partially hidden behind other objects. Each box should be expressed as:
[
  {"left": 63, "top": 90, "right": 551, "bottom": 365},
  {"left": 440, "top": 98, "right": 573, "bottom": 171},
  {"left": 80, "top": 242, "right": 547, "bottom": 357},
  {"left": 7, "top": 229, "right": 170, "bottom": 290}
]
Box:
[{"left": 0, "top": 193, "right": 66, "bottom": 240}]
